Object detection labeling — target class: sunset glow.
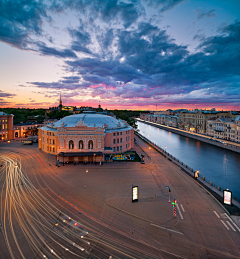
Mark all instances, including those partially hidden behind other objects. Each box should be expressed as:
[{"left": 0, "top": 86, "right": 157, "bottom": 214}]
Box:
[{"left": 1, "top": 0, "right": 240, "bottom": 110}]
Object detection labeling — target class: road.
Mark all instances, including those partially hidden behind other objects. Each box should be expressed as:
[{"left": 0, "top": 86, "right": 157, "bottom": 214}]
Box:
[{"left": 0, "top": 139, "right": 240, "bottom": 259}]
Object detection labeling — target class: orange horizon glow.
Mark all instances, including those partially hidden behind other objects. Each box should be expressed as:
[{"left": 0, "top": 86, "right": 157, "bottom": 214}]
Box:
[{"left": 1, "top": 101, "right": 240, "bottom": 111}]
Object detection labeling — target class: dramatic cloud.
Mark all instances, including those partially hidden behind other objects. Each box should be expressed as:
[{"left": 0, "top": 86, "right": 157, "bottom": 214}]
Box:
[
  {"left": 0, "top": 0, "right": 48, "bottom": 48},
  {"left": 1, "top": 0, "right": 240, "bottom": 109},
  {"left": 0, "top": 90, "right": 16, "bottom": 98},
  {"left": 196, "top": 9, "right": 216, "bottom": 20}
]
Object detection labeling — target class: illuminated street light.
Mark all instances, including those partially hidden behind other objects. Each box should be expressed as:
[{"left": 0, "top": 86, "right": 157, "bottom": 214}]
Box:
[{"left": 149, "top": 147, "right": 152, "bottom": 157}]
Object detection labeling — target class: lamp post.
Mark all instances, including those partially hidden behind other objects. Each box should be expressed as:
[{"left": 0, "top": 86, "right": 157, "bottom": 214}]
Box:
[{"left": 149, "top": 147, "right": 152, "bottom": 159}]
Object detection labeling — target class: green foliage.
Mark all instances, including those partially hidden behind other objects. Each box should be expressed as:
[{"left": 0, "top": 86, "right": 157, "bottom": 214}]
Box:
[
  {"left": 0, "top": 108, "right": 45, "bottom": 124},
  {"left": 48, "top": 110, "right": 71, "bottom": 120},
  {"left": 110, "top": 110, "right": 147, "bottom": 129}
]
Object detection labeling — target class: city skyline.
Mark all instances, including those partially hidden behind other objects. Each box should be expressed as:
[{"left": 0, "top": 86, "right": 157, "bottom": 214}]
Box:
[{"left": 1, "top": 0, "right": 240, "bottom": 110}]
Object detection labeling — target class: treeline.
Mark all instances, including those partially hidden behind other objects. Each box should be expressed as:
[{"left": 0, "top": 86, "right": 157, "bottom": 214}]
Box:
[
  {"left": 110, "top": 110, "right": 149, "bottom": 129},
  {"left": 0, "top": 107, "right": 149, "bottom": 127},
  {"left": 0, "top": 108, "right": 45, "bottom": 124},
  {"left": 47, "top": 110, "right": 72, "bottom": 120},
  {"left": 0, "top": 108, "right": 72, "bottom": 124}
]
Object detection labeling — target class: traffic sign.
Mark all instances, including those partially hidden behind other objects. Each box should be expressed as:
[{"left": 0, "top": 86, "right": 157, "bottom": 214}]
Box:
[{"left": 165, "top": 186, "right": 169, "bottom": 189}]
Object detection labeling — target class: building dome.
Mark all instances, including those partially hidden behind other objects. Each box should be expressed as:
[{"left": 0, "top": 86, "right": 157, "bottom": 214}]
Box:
[
  {"left": 52, "top": 113, "right": 128, "bottom": 129},
  {"left": 38, "top": 112, "right": 134, "bottom": 160}
]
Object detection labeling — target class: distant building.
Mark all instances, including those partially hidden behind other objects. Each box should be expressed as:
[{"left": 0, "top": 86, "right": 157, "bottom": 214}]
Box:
[
  {"left": 235, "top": 115, "right": 240, "bottom": 143},
  {"left": 38, "top": 112, "right": 134, "bottom": 163},
  {"left": 206, "top": 118, "right": 235, "bottom": 141},
  {"left": 0, "top": 111, "right": 14, "bottom": 141},
  {"left": 140, "top": 109, "right": 240, "bottom": 134},
  {"left": 177, "top": 110, "right": 234, "bottom": 133},
  {"left": 14, "top": 122, "right": 43, "bottom": 138}
]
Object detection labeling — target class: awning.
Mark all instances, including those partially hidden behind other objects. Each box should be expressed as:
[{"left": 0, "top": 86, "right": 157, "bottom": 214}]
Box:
[{"left": 57, "top": 152, "right": 104, "bottom": 157}]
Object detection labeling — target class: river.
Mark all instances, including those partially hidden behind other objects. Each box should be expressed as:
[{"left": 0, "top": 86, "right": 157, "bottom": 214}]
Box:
[{"left": 136, "top": 120, "right": 240, "bottom": 199}]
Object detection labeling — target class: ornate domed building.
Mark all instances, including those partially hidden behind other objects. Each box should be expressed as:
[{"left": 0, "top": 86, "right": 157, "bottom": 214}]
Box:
[{"left": 38, "top": 112, "right": 134, "bottom": 163}]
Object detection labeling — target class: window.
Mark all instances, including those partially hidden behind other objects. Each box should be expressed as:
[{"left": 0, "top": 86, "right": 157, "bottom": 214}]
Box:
[
  {"left": 113, "top": 139, "right": 116, "bottom": 144},
  {"left": 53, "top": 147, "right": 55, "bottom": 152},
  {"left": 126, "top": 137, "right": 127, "bottom": 141},
  {"left": 49, "top": 139, "right": 51, "bottom": 144},
  {"left": 117, "top": 132, "right": 119, "bottom": 136},
  {"left": 126, "top": 144, "right": 127, "bottom": 148},
  {"left": 120, "top": 138, "right": 122, "bottom": 143},
  {"left": 69, "top": 140, "right": 74, "bottom": 149},
  {"left": 117, "top": 138, "right": 119, "bottom": 143},
  {"left": 5, "top": 124, "right": 7, "bottom": 129},
  {"left": 53, "top": 139, "right": 55, "bottom": 144},
  {"left": 113, "top": 133, "right": 116, "bottom": 136},
  {"left": 120, "top": 132, "right": 122, "bottom": 135},
  {"left": 88, "top": 140, "right": 93, "bottom": 149},
  {"left": 50, "top": 147, "right": 51, "bottom": 152},
  {"left": 79, "top": 140, "right": 84, "bottom": 149},
  {"left": 120, "top": 146, "right": 122, "bottom": 151},
  {"left": 117, "top": 146, "right": 119, "bottom": 151}
]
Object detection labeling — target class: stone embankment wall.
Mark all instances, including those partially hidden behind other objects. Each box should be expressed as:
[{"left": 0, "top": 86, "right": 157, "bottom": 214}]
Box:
[
  {"left": 136, "top": 119, "right": 240, "bottom": 154},
  {"left": 134, "top": 130, "right": 240, "bottom": 210}
]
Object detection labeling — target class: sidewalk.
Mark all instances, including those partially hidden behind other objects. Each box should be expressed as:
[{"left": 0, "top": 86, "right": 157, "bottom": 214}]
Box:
[{"left": 134, "top": 132, "right": 240, "bottom": 228}]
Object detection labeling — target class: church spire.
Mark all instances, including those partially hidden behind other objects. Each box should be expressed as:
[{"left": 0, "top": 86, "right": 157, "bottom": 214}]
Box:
[{"left": 59, "top": 92, "right": 63, "bottom": 108}]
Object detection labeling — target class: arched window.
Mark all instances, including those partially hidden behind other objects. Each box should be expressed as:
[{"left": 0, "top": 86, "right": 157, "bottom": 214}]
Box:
[
  {"left": 88, "top": 140, "right": 93, "bottom": 150},
  {"left": 69, "top": 140, "right": 74, "bottom": 150},
  {"left": 79, "top": 140, "right": 84, "bottom": 149}
]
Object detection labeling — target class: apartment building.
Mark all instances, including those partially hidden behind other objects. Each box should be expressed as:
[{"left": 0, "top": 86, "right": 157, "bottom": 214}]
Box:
[
  {"left": 178, "top": 111, "right": 233, "bottom": 133},
  {"left": 206, "top": 118, "right": 235, "bottom": 141},
  {"left": 0, "top": 112, "right": 14, "bottom": 141},
  {"left": 235, "top": 115, "right": 240, "bottom": 142}
]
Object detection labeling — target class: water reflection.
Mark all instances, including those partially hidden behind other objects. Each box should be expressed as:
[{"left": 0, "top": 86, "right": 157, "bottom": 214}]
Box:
[{"left": 137, "top": 121, "right": 240, "bottom": 199}]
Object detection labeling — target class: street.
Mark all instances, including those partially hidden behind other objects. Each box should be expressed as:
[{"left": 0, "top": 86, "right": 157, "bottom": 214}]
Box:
[{"left": 0, "top": 138, "right": 240, "bottom": 258}]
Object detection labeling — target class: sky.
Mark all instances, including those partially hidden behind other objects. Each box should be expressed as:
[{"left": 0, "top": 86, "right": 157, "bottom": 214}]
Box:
[{"left": 0, "top": 0, "right": 240, "bottom": 111}]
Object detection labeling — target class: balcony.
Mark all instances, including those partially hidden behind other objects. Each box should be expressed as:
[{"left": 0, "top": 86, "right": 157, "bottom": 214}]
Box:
[{"left": 214, "top": 129, "right": 224, "bottom": 132}]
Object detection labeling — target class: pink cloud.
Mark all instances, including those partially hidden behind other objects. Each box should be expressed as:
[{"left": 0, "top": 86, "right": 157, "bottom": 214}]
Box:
[{"left": 90, "top": 85, "right": 101, "bottom": 88}]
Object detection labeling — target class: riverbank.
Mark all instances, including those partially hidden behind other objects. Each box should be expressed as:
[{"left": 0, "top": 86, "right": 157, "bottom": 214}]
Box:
[
  {"left": 134, "top": 130, "right": 240, "bottom": 219},
  {"left": 136, "top": 118, "right": 240, "bottom": 154}
]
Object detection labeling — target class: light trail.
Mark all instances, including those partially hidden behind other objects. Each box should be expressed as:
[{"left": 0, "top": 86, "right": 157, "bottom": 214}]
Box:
[{"left": 0, "top": 152, "right": 164, "bottom": 259}]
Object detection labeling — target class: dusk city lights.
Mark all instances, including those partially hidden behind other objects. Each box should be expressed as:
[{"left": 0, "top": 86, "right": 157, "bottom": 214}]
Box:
[{"left": 1, "top": 1, "right": 240, "bottom": 259}]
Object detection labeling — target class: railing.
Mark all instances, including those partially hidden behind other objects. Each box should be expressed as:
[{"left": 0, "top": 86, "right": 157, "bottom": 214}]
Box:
[{"left": 135, "top": 130, "right": 240, "bottom": 204}]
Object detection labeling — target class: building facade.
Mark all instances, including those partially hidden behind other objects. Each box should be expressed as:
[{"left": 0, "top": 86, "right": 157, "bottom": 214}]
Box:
[
  {"left": 38, "top": 112, "right": 134, "bottom": 163},
  {"left": 0, "top": 112, "right": 14, "bottom": 141},
  {"left": 206, "top": 118, "right": 235, "bottom": 141},
  {"left": 178, "top": 111, "right": 234, "bottom": 133},
  {"left": 14, "top": 122, "right": 43, "bottom": 138}
]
